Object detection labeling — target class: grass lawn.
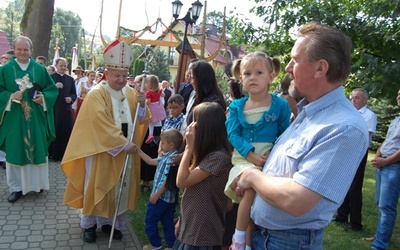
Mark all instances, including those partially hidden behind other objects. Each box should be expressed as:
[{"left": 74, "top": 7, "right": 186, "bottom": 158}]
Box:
[{"left": 129, "top": 152, "right": 400, "bottom": 249}]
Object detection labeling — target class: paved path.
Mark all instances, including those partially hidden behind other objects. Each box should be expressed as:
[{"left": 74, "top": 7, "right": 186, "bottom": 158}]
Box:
[{"left": 0, "top": 160, "right": 143, "bottom": 250}]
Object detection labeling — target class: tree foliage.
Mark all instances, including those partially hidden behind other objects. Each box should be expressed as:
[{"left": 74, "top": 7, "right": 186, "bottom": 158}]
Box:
[
  {"left": 49, "top": 8, "right": 82, "bottom": 59},
  {"left": 129, "top": 44, "right": 148, "bottom": 76},
  {"left": 369, "top": 98, "right": 399, "bottom": 151},
  {"left": 229, "top": 0, "right": 400, "bottom": 104},
  {"left": 0, "top": 0, "right": 25, "bottom": 43},
  {"left": 132, "top": 58, "right": 145, "bottom": 76},
  {"left": 147, "top": 47, "right": 171, "bottom": 82},
  {"left": 200, "top": 10, "right": 239, "bottom": 36}
]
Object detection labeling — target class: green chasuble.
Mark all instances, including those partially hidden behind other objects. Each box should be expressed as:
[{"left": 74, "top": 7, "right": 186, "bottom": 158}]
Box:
[{"left": 0, "top": 57, "right": 58, "bottom": 166}]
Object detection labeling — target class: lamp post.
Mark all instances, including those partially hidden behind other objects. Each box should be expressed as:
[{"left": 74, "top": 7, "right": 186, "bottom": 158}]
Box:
[{"left": 172, "top": 0, "right": 203, "bottom": 88}]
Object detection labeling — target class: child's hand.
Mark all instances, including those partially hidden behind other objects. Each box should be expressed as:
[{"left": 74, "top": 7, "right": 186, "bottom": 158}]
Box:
[
  {"left": 185, "top": 121, "right": 197, "bottom": 149},
  {"left": 246, "top": 151, "right": 268, "bottom": 167},
  {"left": 174, "top": 218, "right": 180, "bottom": 237},
  {"left": 130, "top": 143, "right": 140, "bottom": 153},
  {"left": 170, "top": 153, "right": 182, "bottom": 166},
  {"left": 149, "top": 193, "right": 160, "bottom": 204},
  {"left": 124, "top": 142, "right": 136, "bottom": 154}
]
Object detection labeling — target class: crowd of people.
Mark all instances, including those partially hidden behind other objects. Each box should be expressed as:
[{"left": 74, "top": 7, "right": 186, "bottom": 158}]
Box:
[{"left": 0, "top": 21, "right": 399, "bottom": 250}]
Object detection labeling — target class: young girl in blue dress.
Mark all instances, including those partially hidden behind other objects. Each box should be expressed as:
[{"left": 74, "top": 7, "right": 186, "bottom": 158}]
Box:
[{"left": 225, "top": 51, "right": 291, "bottom": 250}]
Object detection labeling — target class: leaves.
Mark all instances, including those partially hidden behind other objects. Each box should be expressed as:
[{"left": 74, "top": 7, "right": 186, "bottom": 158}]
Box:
[
  {"left": 49, "top": 8, "right": 82, "bottom": 59},
  {"left": 229, "top": 0, "right": 400, "bottom": 103},
  {"left": 0, "top": 0, "right": 25, "bottom": 42}
]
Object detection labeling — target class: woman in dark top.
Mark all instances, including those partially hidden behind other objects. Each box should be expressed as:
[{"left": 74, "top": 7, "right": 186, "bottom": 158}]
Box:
[
  {"left": 185, "top": 60, "right": 226, "bottom": 126},
  {"left": 191, "top": 60, "right": 226, "bottom": 111}
]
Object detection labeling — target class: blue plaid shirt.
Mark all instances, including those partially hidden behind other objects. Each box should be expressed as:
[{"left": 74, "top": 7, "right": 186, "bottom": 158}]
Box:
[
  {"left": 152, "top": 149, "right": 178, "bottom": 203},
  {"left": 162, "top": 113, "right": 184, "bottom": 132}
]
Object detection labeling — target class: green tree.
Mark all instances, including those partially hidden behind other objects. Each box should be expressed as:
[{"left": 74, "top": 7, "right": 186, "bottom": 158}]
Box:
[
  {"left": 0, "top": 0, "right": 25, "bottom": 44},
  {"left": 49, "top": 8, "right": 82, "bottom": 60},
  {"left": 147, "top": 47, "right": 171, "bottom": 82},
  {"left": 129, "top": 44, "right": 148, "bottom": 76},
  {"left": 200, "top": 10, "right": 237, "bottom": 35},
  {"left": 119, "top": 26, "right": 134, "bottom": 38},
  {"left": 133, "top": 58, "right": 145, "bottom": 76},
  {"left": 229, "top": 0, "right": 400, "bottom": 103},
  {"left": 369, "top": 98, "right": 400, "bottom": 151}
]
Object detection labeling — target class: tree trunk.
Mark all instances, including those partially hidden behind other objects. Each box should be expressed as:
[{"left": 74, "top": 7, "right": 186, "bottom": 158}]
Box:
[{"left": 20, "top": 0, "right": 55, "bottom": 60}]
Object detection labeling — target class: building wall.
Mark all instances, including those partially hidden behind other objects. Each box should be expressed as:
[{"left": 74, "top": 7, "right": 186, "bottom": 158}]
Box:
[{"left": 0, "top": 31, "right": 12, "bottom": 55}]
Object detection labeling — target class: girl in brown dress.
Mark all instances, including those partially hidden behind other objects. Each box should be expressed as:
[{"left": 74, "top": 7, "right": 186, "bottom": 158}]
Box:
[{"left": 174, "top": 102, "right": 233, "bottom": 250}]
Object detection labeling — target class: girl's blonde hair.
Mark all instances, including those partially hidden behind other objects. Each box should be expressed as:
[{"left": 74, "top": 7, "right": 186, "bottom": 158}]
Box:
[
  {"left": 86, "top": 70, "right": 96, "bottom": 77},
  {"left": 146, "top": 75, "right": 160, "bottom": 91},
  {"left": 232, "top": 51, "right": 281, "bottom": 82}
]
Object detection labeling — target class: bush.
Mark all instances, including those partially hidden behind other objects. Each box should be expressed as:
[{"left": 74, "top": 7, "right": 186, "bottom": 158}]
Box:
[{"left": 369, "top": 98, "right": 399, "bottom": 151}]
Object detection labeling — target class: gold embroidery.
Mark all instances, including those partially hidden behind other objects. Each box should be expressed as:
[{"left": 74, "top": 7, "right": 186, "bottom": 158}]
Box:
[
  {"left": 20, "top": 101, "right": 32, "bottom": 121},
  {"left": 23, "top": 125, "right": 35, "bottom": 163}
]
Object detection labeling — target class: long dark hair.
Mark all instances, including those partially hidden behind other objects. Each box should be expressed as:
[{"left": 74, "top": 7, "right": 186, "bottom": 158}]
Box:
[
  {"left": 189, "top": 61, "right": 226, "bottom": 110},
  {"left": 191, "top": 102, "right": 232, "bottom": 169},
  {"left": 225, "top": 61, "right": 243, "bottom": 99}
]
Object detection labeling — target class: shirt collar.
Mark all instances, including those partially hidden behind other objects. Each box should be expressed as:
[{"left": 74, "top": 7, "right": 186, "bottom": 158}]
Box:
[
  {"left": 170, "top": 113, "right": 184, "bottom": 121},
  {"left": 298, "top": 86, "right": 346, "bottom": 117},
  {"left": 163, "top": 149, "right": 178, "bottom": 157},
  {"left": 358, "top": 105, "right": 368, "bottom": 114}
]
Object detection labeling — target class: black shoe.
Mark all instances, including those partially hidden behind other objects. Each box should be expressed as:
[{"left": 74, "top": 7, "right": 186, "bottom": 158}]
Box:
[
  {"left": 0, "top": 162, "right": 5, "bottom": 169},
  {"left": 344, "top": 224, "right": 362, "bottom": 231},
  {"left": 102, "top": 225, "right": 123, "bottom": 240},
  {"left": 83, "top": 225, "right": 97, "bottom": 243},
  {"left": 331, "top": 217, "right": 347, "bottom": 223},
  {"left": 8, "top": 191, "right": 22, "bottom": 203}
]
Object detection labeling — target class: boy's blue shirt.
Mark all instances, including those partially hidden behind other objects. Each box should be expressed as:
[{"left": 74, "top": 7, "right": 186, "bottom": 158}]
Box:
[
  {"left": 152, "top": 149, "right": 178, "bottom": 203},
  {"left": 162, "top": 113, "right": 184, "bottom": 132}
]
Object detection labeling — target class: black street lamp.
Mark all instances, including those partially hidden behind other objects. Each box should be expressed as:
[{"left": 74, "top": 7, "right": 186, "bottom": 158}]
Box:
[{"left": 172, "top": 0, "right": 203, "bottom": 87}]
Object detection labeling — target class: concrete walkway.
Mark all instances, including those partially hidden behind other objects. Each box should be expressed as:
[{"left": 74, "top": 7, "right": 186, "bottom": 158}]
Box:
[{"left": 0, "top": 160, "right": 143, "bottom": 250}]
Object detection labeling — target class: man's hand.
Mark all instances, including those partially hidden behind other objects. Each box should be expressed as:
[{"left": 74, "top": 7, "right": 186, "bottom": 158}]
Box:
[
  {"left": 12, "top": 91, "right": 23, "bottom": 101},
  {"left": 65, "top": 97, "right": 72, "bottom": 104},
  {"left": 55, "top": 82, "right": 63, "bottom": 89},
  {"left": 371, "top": 156, "right": 387, "bottom": 169},
  {"left": 32, "top": 93, "right": 43, "bottom": 104},
  {"left": 231, "top": 168, "right": 256, "bottom": 197}
]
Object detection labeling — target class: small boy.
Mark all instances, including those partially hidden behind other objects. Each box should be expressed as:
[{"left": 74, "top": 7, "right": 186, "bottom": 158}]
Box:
[
  {"left": 158, "top": 94, "right": 185, "bottom": 155},
  {"left": 162, "top": 94, "right": 185, "bottom": 132},
  {"left": 136, "top": 128, "right": 183, "bottom": 250}
]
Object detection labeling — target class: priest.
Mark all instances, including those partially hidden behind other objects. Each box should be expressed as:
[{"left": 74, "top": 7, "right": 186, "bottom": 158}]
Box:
[
  {"left": 0, "top": 35, "right": 58, "bottom": 203},
  {"left": 61, "top": 40, "right": 150, "bottom": 243}
]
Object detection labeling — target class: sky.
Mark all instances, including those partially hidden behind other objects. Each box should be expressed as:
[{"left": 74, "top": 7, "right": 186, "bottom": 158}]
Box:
[{"left": 52, "top": 0, "right": 258, "bottom": 39}]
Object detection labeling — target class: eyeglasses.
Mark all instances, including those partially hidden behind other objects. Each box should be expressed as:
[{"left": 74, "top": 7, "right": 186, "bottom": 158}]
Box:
[{"left": 168, "top": 106, "right": 180, "bottom": 109}]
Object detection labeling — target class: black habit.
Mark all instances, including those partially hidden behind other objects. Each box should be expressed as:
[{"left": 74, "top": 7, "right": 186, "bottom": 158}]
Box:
[{"left": 49, "top": 73, "right": 77, "bottom": 161}]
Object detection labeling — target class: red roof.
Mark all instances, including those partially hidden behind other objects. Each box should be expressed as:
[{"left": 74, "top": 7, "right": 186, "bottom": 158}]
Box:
[{"left": 0, "top": 31, "right": 12, "bottom": 55}]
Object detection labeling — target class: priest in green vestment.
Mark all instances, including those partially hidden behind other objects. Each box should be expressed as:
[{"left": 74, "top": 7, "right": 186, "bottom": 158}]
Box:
[{"left": 0, "top": 36, "right": 58, "bottom": 203}]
